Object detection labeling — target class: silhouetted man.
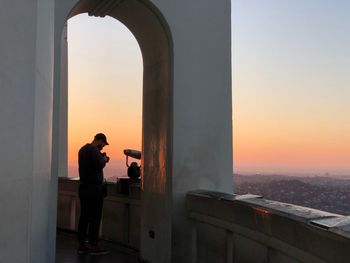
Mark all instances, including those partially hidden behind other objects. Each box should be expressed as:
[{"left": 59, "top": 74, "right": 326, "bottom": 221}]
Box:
[{"left": 77, "top": 133, "right": 110, "bottom": 255}]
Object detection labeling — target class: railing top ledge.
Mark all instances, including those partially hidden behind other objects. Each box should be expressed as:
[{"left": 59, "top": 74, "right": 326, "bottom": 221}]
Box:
[
  {"left": 58, "top": 176, "right": 121, "bottom": 185},
  {"left": 59, "top": 176, "right": 79, "bottom": 181},
  {"left": 187, "top": 189, "right": 261, "bottom": 201},
  {"left": 187, "top": 189, "right": 350, "bottom": 238}
]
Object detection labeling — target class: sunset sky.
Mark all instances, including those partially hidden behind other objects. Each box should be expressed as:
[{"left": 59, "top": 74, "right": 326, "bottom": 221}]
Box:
[
  {"left": 68, "top": 0, "right": 350, "bottom": 178},
  {"left": 67, "top": 15, "right": 143, "bottom": 177}
]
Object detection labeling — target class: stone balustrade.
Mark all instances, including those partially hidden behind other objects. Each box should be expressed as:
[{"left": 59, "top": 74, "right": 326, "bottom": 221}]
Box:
[
  {"left": 57, "top": 177, "right": 141, "bottom": 249},
  {"left": 57, "top": 178, "right": 350, "bottom": 262},
  {"left": 187, "top": 190, "right": 350, "bottom": 263}
]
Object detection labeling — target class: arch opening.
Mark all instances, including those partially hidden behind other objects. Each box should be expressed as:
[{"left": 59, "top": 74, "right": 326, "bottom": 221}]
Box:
[
  {"left": 66, "top": 14, "right": 143, "bottom": 179},
  {"left": 53, "top": 0, "right": 173, "bottom": 261}
]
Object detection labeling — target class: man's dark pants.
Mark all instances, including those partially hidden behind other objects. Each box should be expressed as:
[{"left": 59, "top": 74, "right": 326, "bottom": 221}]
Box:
[{"left": 77, "top": 184, "right": 103, "bottom": 245}]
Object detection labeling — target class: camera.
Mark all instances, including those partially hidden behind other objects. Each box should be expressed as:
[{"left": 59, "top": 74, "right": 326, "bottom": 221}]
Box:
[{"left": 101, "top": 152, "right": 110, "bottom": 162}]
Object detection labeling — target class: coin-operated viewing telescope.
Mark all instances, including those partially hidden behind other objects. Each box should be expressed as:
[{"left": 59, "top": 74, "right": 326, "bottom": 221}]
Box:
[{"left": 123, "top": 149, "right": 141, "bottom": 179}]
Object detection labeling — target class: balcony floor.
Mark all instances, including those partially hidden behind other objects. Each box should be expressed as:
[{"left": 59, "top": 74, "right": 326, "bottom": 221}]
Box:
[{"left": 56, "top": 230, "right": 139, "bottom": 263}]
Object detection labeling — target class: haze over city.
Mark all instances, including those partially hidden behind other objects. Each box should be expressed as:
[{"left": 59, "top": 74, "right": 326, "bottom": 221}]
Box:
[{"left": 67, "top": 0, "right": 350, "bottom": 178}]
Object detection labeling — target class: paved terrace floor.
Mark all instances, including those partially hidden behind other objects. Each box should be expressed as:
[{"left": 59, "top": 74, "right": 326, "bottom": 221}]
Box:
[{"left": 56, "top": 231, "right": 139, "bottom": 263}]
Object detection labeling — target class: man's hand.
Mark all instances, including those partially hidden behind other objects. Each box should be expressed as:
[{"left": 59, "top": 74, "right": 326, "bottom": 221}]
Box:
[{"left": 101, "top": 152, "right": 110, "bottom": 163}]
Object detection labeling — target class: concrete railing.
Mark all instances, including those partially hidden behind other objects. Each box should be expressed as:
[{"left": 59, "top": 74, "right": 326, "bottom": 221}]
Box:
[
  {"left": 57, "top": 177, "right": 141, "bottom": 249},
  {"left": 58, "top": 178, "right": 350, "bottom": 262},
  {"left": 187, "top": 190, "right": 350, "bottom": 263}
]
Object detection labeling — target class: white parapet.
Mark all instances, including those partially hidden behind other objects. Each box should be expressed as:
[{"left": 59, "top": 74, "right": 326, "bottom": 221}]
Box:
[{"left": 187, "top": 190, "right": 350, "bottom": 263}]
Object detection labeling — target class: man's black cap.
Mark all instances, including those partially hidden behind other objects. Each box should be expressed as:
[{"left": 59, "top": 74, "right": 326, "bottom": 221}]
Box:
[{"left": 94, "top": 133, "right": 109, "bottom": 145}]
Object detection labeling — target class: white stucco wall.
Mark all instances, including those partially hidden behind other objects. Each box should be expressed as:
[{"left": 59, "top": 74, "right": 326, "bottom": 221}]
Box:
[
  {"left": 151, "top": 1, "right": 233, "bottom": 262},
  {"left": 0, "top": 0, "right": 55, "bottom": 262}
]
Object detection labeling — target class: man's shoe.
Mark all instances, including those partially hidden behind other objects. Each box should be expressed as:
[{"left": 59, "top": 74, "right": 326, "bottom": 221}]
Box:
[
  {"left": 88, "top": 245, "right": 110, "bottom": 256},
  {"left": 77, "top": 245, "right": 90, "bottom": 255}
]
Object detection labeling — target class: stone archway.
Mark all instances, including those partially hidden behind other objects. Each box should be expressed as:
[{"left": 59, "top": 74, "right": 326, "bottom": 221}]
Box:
[
  {"left": 0, "top": 0, "right": 233, "bottom": 262},
  {"left": 53, "top": 0, "right": 173, "bottom": 261}
]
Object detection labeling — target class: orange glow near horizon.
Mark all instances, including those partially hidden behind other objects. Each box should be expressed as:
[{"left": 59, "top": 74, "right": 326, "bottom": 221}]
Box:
[{"left": 233, "top": 104, "right": 350, "bottom": 175}]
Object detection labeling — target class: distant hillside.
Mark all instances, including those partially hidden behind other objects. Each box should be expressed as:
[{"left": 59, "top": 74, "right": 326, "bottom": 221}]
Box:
[{"left": 233, "top": 174, "right": 350, "bottom": 215}]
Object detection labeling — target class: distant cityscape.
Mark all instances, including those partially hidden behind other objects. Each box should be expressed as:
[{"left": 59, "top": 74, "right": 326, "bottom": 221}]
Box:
[
  {"left": 234, "top": 174, "right": 350, "bottom": 216},
  {"left": 68, "top": 165, "right": 350, "bottom": 216}
]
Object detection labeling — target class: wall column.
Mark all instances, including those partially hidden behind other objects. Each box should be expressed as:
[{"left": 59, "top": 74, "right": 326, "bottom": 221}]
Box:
[
  {"left": 0, "top": 0, "right": 56, "bottom": 262},
  {"left": 59, "top": 23, "right": 69, "bottom": 178}
]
